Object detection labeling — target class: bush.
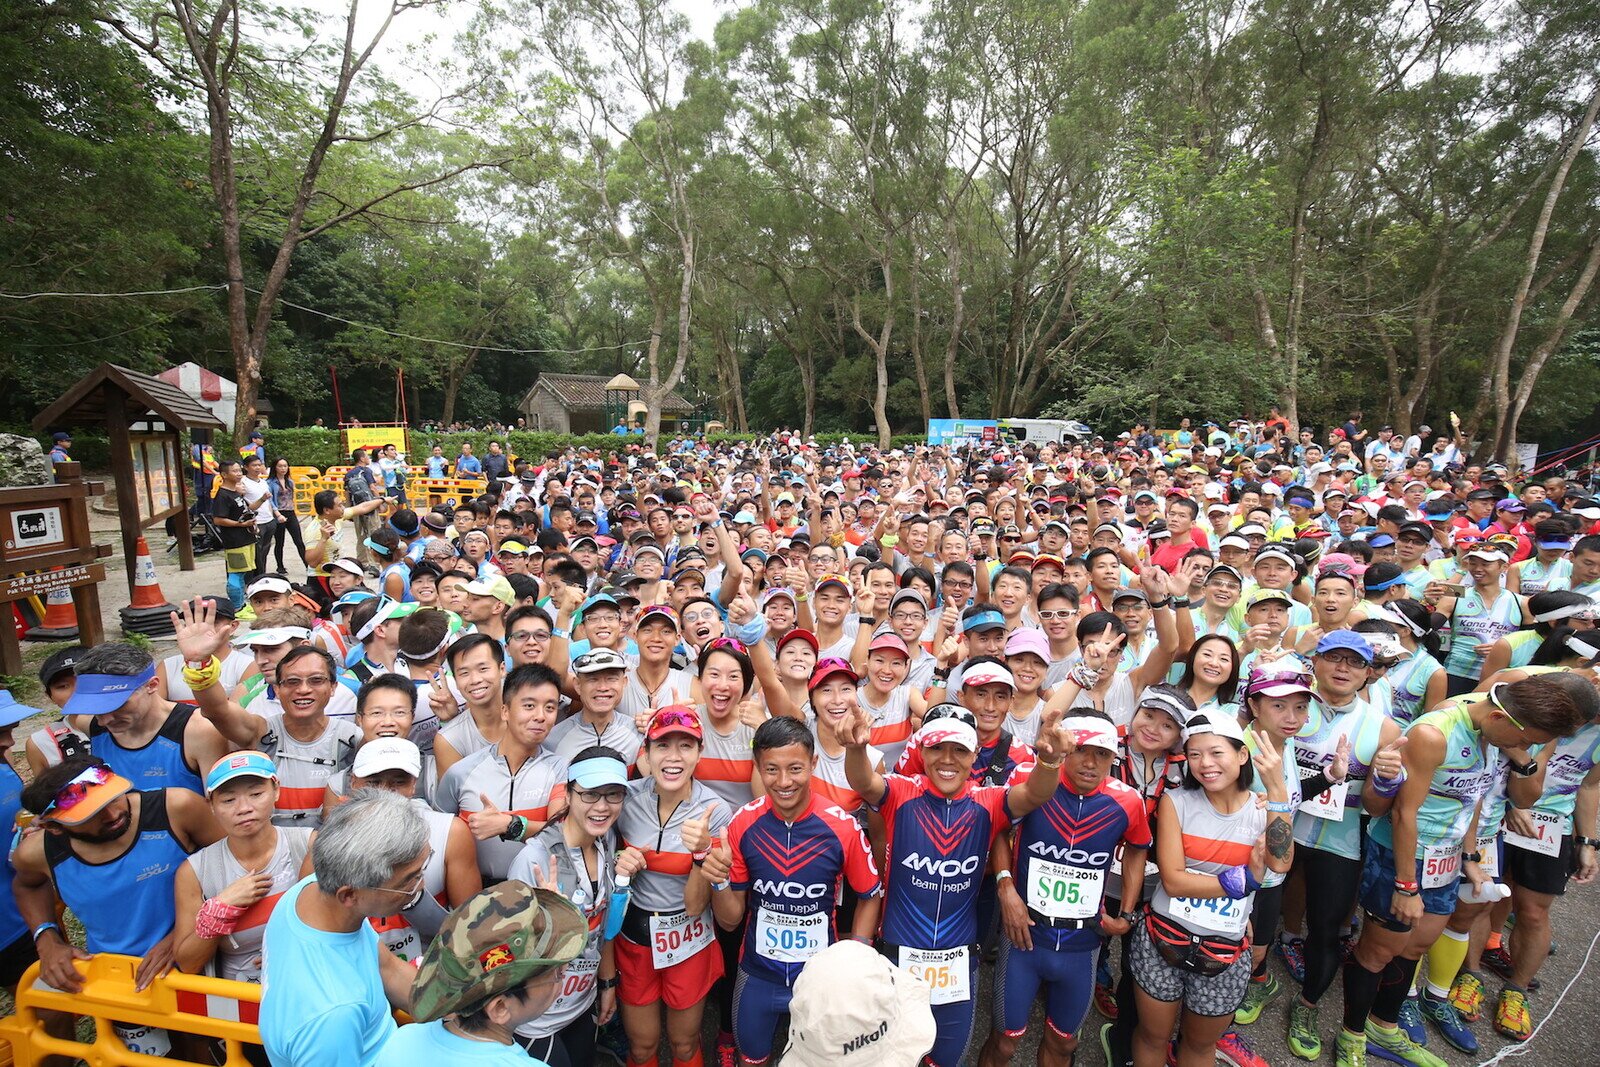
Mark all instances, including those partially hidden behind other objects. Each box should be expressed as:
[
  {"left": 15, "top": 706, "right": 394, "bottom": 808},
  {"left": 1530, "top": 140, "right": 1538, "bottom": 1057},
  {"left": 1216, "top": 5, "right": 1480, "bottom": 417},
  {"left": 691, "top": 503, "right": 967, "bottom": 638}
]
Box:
[{"left": 259, "top": 427, "right": 932, "bottom": 469}]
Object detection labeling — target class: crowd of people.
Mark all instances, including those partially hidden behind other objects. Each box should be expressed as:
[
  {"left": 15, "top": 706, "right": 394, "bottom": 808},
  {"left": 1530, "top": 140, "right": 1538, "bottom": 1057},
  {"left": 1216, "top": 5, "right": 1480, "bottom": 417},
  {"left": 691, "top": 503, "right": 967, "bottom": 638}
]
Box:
[{"left": 6, "top": 410, "right": 1600, "bottom": 1067}]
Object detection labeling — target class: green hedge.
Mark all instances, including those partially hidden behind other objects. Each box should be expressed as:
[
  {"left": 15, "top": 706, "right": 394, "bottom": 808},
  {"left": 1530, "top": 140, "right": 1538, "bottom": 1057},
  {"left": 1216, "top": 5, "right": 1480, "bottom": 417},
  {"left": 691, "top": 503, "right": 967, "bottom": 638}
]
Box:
[{"left": 260, "top": 428, "right": 928, "bottom": 469}]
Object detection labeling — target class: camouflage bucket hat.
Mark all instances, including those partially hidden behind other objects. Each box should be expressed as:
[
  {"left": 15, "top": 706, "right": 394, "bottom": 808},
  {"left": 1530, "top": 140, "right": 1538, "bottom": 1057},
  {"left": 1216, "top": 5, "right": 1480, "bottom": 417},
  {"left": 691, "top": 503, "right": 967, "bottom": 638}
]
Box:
[{"left": 411, "top": 883, "right": 588, "bottom": 1022}]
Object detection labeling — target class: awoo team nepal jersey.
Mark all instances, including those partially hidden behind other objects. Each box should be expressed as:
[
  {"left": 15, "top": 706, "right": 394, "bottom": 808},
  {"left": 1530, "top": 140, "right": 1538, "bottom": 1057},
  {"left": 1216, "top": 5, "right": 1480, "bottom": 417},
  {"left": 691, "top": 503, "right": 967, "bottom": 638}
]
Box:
[
  {"left": 1011, "top": 775, "right": 1151, "bottom": 950},
  {"left": 727, "top": 792, "right": 881, "bottom": 986},
  {"left": 872, "top": 774, "right": 1012, "bottom": 950}
]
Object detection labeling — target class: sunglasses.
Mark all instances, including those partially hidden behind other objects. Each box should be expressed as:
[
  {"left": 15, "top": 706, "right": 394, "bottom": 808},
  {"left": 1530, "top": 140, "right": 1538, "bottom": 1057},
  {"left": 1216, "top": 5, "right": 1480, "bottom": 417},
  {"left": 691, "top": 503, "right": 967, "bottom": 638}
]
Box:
[
  {"left": 649, "top": 709, "right": 700, "bottom": 731},
  {"left": 710, "top": 637, "right": 748, "bottom": 654},
  {"left": 42, "top": 765, "right": 119, "bottom": 821},
  {"left": 1487, "top": 683, "right": 1528, "bottom": 731}
]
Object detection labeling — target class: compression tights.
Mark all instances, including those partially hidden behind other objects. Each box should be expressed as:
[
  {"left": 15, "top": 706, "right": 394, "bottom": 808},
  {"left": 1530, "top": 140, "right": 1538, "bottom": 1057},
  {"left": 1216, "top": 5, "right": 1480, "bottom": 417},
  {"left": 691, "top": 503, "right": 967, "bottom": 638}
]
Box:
[{"left": 1299, "top": 845, "right": 1363, "bottom": 1004}]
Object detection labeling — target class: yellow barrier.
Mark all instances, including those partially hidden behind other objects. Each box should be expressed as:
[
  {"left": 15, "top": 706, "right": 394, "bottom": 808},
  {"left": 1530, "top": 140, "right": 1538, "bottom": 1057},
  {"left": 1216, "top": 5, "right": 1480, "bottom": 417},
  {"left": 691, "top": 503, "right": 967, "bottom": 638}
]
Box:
[
  {"left": 288, "top": 466, "right": 323, "bottom": 517},
  {"left": 318, "top": 468, "right": 487, "bottom": 508},
  {"left": 0, "top": 955, "right": 261, "bottom": 1066}
]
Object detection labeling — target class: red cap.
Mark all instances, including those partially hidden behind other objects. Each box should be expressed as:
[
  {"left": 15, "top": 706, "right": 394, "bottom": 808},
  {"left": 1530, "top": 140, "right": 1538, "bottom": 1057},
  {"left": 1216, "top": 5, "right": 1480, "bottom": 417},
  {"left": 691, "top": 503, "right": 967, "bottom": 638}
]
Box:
[
  {"left": 867, "top": 632, "right": 911, "bottom": 658},
  {"left": 777, "top": 628, "right": 820, "bottom": 653},
  {"left": 809, "top": 657, "right": 858, "bottom": 690},
  {"left": 645, "top": 705, "right": 703, "bottom": 741}
]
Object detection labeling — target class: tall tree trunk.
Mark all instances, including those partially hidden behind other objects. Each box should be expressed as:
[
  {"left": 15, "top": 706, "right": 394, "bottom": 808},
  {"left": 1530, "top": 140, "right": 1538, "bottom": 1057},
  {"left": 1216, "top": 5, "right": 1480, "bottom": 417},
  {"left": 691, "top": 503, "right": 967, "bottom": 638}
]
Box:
[
  {"left": 908, "top": 237, "right": 932, "bottom": 427},
  {"left": 1488, "top": 85, "right": 1600, "bottom": 461},
  {"left": 1501, "top": 236, "right": 1600, "bottom": 468},
  {"left": 943, "top": 214, "right": 964, "bottom": 418}
]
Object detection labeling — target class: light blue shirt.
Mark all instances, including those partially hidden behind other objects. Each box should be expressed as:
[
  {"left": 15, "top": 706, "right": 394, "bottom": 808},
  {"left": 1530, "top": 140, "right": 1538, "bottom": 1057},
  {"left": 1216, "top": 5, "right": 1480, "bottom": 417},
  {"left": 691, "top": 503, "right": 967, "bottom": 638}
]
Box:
[
  {"left": 262, "top": 876, "right": 396, "bottom": 1067},
  {"left": 375, "top": 1020, "right": 549, "bottom": 1067}
]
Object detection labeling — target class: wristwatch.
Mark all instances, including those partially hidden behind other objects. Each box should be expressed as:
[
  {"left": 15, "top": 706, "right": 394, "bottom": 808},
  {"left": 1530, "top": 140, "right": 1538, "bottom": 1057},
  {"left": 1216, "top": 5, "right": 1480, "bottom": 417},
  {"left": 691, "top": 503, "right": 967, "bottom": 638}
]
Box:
[
  {"left": 597, "top": 976, "right": 619, "bottom": 991},
  {"left": 1507, "top": 756, "right": 1538, "bottom": 777},
  {"left": 1578, "top": 837, "right": 1600, "bottom": 849}
]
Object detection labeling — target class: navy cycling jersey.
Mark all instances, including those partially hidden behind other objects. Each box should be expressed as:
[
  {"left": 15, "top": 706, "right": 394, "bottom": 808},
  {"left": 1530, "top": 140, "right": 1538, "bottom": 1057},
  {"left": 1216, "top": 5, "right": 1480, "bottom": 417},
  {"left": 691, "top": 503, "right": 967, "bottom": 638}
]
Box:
[
  {"left": 727, "top": 791, "right": 881, "bottom": 987},
  {"left": 1011, "top": 775, "right": 1151, "bottom": 951},
  {"left": 873, "top": 774, "right": 1012, "bottom": 950}
]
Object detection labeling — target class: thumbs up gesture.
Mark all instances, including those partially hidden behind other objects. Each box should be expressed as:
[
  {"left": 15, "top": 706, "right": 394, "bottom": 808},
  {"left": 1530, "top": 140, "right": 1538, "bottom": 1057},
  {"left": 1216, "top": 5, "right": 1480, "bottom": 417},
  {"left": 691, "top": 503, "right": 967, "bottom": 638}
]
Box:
[
  {"left": 701, "top": 839, "right": 733, "bottom": 885},
  {"left": 679, "top": 810, "right": 713, "bottom": 856},
  {"left": 1372, "top": 733, "right": 1408, "bottom": 782},
  {"left": 468, "top": 793, "right": 514, "bottom": 841},
  {"left": 738, "top": 697, "right": 767, "bottom": 730}
]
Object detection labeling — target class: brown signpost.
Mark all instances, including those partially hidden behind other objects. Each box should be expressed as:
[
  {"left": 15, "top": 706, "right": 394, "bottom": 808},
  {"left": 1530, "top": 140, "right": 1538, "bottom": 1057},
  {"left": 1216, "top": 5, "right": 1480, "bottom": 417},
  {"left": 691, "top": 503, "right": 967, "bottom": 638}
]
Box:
[
  {"left": 0, "top": 463, "right": 110, "bottom": 675},
  {"left": 33, "top": 363, "right": 227, "bottom": 597}
]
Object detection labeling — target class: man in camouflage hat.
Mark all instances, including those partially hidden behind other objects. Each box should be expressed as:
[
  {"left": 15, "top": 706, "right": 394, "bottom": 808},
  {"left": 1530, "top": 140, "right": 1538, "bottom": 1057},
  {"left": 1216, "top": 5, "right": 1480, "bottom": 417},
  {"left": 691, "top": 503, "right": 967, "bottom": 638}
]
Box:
[{"left": 374, "top": 881, "right": 587, "bottom": 1065}]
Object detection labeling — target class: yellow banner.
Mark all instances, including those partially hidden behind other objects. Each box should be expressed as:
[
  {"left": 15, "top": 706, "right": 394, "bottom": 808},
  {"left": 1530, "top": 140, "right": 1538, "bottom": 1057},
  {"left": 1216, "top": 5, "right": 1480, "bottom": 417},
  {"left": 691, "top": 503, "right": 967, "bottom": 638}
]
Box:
[{"left": 342, "top": 426, "right": 410, "bottom": 458}]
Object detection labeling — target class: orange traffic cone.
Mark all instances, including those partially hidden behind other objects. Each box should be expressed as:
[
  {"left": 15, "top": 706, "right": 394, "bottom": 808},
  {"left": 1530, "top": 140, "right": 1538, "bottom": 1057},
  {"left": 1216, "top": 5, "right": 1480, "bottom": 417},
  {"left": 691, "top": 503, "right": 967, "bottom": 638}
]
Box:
[
  {"left": 120, "top": 536, "right": 177, "bottom": 636},
  {"left": 25, "top": 579, "right": 80, "bottom": 640}
]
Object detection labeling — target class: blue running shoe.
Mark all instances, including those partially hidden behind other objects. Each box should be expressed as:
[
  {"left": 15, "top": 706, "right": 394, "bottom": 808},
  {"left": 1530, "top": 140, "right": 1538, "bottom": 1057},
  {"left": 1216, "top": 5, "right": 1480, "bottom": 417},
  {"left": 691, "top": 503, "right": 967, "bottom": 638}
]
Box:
[{"left": 1418, "top": 991, "right": 1478, "bottom": 1054}]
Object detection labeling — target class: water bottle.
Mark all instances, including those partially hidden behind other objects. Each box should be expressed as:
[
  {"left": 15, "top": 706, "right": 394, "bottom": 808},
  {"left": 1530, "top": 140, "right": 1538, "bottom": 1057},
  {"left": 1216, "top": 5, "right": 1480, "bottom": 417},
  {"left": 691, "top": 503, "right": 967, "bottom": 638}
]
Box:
[
  {"left": 603, "top": 873, "right": 632, "bottom": 942},
  {"left": 1458, "top": 880, "right": 1510, "bottom": 903}
]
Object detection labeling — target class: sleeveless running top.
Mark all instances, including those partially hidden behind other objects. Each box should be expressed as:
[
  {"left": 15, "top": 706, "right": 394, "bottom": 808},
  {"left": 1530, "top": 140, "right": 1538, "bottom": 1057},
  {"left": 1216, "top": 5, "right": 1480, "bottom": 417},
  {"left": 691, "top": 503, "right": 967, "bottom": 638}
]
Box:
[
  {"left": 1149, "top": 786, "right": 1267, "bottom": 938},
  {"left": 1444, "top": 587, "right": 1523, "bottom": 679},
  {"left": 1530, "top": 719, "right": 1600, "bottom": 825},
  {"left": 1518, "top": 557, "right": 1571, "bottom": 595},
  {"left": 1370, "top": 696, "right": 1493, "bottom": 858},
  {"left": 859, "top": 686, "right": 914, "bottom": 769},
  {"left": 188, "top": 828, "right": 312, "bottom": 981},
  {"left": 86, "top": 705, "right": 205, "bottom": 795},
  {"left": 46, "top": 791, "right": 191, "bottom": 954},
  {"left": 1387, "top": 649, "right": 1444, "bottom": 726},
  {"left": 510, "top": 822, "right": 617, "bottom": 1039},
  {"left": 694, "top": 714, "right": 757, "bottom": 812},
  {"left": 1293, "top": 692, "right": 1386, "bottom": 860},
  {"left": 258, "top": 713, "right": 361, "bottom": 827}
]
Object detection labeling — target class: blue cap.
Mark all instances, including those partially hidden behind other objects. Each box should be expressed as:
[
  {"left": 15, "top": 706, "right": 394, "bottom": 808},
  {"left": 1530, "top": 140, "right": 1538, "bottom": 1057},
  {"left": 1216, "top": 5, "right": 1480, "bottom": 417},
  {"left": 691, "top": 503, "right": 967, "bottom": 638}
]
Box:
[
  {"left": 63, "top": 664, "right": 157, "bottom": 716},
  {"left": 335, "top": 590, "right": 379, "bottom": 610},
  {"left": 580, "top": 592, "right": 620, "bottom": 616},
  {"left": 205, "top": 750, "right": 278, "bottom": 794},
  {"left": 0, "top": 690, "right": 42, "bottom": 729},
  {"left": 961, "top": 609, "right": 1007, "bottom": 634},
  {"left": 567, "top": 755, "right": 629, "bottom": 790},
  {"left": 1314, "top": 630, "right": 1374, "bottom": 664},
  {"left": 51, "top": 432, "right": 71, "bottom": 443},
  {"left": 1367, "top": 533, "right": 1395, "bottom": 548},
  {"left": 740, "top": 547, "right": 769, "bottom": 563}
]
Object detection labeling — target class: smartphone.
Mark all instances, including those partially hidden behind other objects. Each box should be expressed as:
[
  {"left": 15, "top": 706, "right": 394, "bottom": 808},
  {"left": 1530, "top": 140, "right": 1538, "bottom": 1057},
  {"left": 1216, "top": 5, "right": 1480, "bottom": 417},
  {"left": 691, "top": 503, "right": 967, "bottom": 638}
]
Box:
[{"left": 1441, "top": 583, "right": 1466, "bottom": 597}]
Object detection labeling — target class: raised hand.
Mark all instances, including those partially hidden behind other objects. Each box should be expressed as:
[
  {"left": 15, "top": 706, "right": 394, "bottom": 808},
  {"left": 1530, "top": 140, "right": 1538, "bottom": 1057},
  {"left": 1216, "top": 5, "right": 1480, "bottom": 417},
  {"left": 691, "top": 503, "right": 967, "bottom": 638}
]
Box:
[
  {"left": 841, "top": 704, "right": 873, "bottom": 748},
  {"left": 855, "top": 581, "right": 876, "bottom": 618},
  {"left": 1371, "top": 734, "right": 1408, "bottom": 782},
  {"left": 1329, "top": 733, "right": 1351, "bottom": 783},
  {"left": 467, "top": 793, "right": 513, "bottom": 841},
  {"left": 727, "top": 592, "right": 757, "bottom": 626},
  {"left": 738, "top": 698, "right": 767, "bottom": 730},
  {"left": 172, "top": 596, "right": 237, "bottom": 663},
  {"left": 679, "top": 811, "right": 713, "bottom": 855},
  {"left": 700, "top": 839, "right": 733, "bottom": 885}
]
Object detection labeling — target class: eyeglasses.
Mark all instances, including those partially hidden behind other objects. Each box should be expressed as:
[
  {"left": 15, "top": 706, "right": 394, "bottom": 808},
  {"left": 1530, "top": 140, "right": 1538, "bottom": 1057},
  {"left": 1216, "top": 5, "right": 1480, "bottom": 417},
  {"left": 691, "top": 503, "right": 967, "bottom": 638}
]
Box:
[
  {"left": 508, "top": 629, "right": 551, "bottom": 644},
  {"left": 368, "top": 850, "right": 433, "bottom": 910},
  {"left": 682, "top": 609, "right": 718, "bottom": 624},
  {"left": 890, "top": 610, "right": 927, "bottom": 623},
  {"left": 1036, "top": 609, "right": 1077, "bottom": 621},
  {"left": 279, "top": 674, "right": 333, "bottom": 689},
  {"left": 573, "top": 788, "right": 627, "bottom": 806}
]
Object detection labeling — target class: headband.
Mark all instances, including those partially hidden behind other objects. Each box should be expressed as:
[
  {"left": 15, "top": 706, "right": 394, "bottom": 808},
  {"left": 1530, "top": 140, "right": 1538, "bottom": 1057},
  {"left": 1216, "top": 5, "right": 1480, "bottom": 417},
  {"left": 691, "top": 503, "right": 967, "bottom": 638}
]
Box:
[{"left": 362, "top": 537, "right": 392, "bottom": 558}]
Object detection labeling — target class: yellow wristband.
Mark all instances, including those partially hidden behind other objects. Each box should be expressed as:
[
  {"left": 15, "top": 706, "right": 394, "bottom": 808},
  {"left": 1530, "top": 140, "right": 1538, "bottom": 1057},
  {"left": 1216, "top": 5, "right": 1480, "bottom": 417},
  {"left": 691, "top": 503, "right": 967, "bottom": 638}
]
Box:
[{"left": 181, "top": 655, "right": 223, "bottom": 692}]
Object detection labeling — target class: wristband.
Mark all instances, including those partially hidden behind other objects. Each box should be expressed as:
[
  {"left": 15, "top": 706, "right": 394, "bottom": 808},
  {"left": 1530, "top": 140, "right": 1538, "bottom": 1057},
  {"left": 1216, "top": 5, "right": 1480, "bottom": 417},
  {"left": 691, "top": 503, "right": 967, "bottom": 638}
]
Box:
[
  {"left": 31, "top": 921, "right": 60, "bottom": 945},
  {"left": 551, "top": 627, "right": 570, "bottom": 639},
  {"left": 995, "top": 869, "right": 1013, "bottom": 883},
  {"left": 932, "top": 668, "right": 951, "bottom": 682},
  {"left": 1217, "top": 865, "right": 1250, "bottom": 900},
  {"left": 1580, "top": 837, "right": 1600, "bottom": 849},
  {"left": 1266, "top": 801, "right": 1294, "bottom": 813},
  {"left": 858, "top": 615, "right": 877, "bottom": 625},
  {"left": 1243, "top": 867, "right": 1263, "bottom": 894},
  {"left": 1393, "top": 878, "right": 1420, "bottom": 893},
  {"left": 598, "top": 976, "right": 619, "bottom": 991},
  {"left": 712, "top": 880, "right": 731, "bottom": 892},
  {"left": 1170, "top": 597, "right": 1191, "bottom": 609},
  {"left": 195, "top": 897, "right": 249, "bottom": 939},
  {"left": 1371, "top": 769, "right": 1407, "bottom": 797},
  {"left": 1069, "top": 663, "right": 1100, "bottom": 688},
  {"left": 1148, "top": 597, "right": 1172, "bottom": 609},
  {"left": 181, "top": 655, "right": 223, "bottom": 692},
  {"left": 1394, "top": 886, "right": 1420, "bottom": 898}
]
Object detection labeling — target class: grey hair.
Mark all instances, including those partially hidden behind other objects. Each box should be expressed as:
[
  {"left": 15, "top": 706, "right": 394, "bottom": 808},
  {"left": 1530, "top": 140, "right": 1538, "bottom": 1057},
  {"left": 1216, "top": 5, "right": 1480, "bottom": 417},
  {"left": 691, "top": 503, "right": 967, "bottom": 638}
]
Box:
[
  {"left": 311, "top": 788, "right": 428, "bottom": 891},
  {"left": 74, "top": 642, "right": 154, "bottom": 677}
]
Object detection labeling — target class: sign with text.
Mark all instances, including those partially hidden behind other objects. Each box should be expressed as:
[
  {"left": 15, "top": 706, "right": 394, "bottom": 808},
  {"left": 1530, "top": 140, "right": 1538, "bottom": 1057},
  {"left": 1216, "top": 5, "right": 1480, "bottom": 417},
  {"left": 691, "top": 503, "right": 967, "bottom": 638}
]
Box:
[
  {"left": 7, "top": 505, "right": 65, "bottom": 556},
  {"left": 0, "top": 563, "right": 106, "bottom": 603}
]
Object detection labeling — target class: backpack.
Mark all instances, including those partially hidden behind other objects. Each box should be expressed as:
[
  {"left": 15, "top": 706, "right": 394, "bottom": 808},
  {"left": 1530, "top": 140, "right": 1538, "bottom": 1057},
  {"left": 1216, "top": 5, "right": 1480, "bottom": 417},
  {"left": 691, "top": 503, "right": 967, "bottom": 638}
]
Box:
[{"left": 344, "top": 466, "right": 374, "bottom": 505}]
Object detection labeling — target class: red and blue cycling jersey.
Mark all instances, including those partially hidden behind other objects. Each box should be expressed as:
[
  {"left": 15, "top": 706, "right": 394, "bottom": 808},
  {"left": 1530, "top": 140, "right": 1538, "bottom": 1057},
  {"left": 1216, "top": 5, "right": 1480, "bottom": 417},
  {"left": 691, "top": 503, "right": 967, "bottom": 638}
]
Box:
[
  {"left": 871, "top": 774, "right": 1013, "bottom": 951},
  {"left": 727, "top": 791, "right": 881, "bottom": 986},
  {"left": 1011, "top": 775, "right": 1151, "bottom": 951}
]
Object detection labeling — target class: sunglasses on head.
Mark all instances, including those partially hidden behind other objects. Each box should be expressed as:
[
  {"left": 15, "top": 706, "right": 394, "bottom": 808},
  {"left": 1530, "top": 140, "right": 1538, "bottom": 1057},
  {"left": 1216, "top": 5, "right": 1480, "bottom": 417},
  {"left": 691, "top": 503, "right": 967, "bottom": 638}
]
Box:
[
  {"left": 650, "top": 709, "right": 700, "bottom": 730},
  {"left": 42, "top": 765, "right": 118, "bottom": 821}
]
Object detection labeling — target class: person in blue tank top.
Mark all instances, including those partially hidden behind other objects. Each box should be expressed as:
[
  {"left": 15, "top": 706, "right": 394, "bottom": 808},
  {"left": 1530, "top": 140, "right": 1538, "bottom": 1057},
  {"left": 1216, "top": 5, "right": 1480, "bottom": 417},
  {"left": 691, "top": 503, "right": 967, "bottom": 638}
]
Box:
[
  {"left": 38, "top": 642, "right": 232, "bottom": 797},
  {"left": 13, "top": 755, "right": 221, "bottom": 998},
  {"left": 0, "top": 691, "right": 41, "bottom": 994}
]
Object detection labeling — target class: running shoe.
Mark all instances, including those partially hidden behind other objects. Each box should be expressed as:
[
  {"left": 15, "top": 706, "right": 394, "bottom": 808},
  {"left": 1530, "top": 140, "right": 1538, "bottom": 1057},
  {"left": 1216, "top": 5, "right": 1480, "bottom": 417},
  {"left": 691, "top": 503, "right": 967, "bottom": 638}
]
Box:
[
  {"left": 1278, "top": 936, "right": 1308, "bottom": 984},
  {"left": 1099, "top": 1022, "right": 1133, "bottom": 1067},
  {"left": 1448, "top": 969, "right": 1485, "bottom": 1022},
  {"left": 1418, "top": 991, "right": 1478, "bottom": 1053},
  {"left": 1334, "top": 1028, "right": 1366, "bottom": 1067},
  {"left": 1364, "top": 1020, "right": 1447, "bottom": 1067},
  {"left": 1494, "top": 988, "right": 1533, "bottom": 1041},
  {"left": 1218, "top": 1027, "right": 1269, "bottom": 1067},
  {"left": 715, "top": 1033, "right": 738, "bottom": 1067},
  {"left": 1288, "top": 1000, "right": 1323, "bottom": 1061},
  {"left": 1094, "top": 981, "right": 1119, "bottom": 1020},
  {"left": 1397, "top": 995, "right": 1427, "bottom": 1046},
  {"left": 1481, "top": 945, "right": 1515, "bottom": 980},
  {"left": 1235, "top": 972, "right": 1280, "bottom": 1026}
]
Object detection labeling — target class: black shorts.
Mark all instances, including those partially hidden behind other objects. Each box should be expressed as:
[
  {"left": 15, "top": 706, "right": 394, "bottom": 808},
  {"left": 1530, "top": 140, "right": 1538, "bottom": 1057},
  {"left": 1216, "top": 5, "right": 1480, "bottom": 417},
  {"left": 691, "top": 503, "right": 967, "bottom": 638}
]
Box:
[
  {"left": 1504, "top": 834, "right": 1576, "bottom": 897},
  {"left": 0, "top": 929, "right": 38, "bottom": 988}
]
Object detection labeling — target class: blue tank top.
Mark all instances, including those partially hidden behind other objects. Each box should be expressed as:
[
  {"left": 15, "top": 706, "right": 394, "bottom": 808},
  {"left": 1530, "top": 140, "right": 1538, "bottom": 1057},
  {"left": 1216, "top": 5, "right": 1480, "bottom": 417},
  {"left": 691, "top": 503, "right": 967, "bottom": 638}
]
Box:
[
  {"left": 45, "top": 791, "right": 191, "bottom": 954},
  {"left": 0, "top": 761, "right": 28, "bottom": 946},
  {"left": 88, "top": 704, "right": 205, "bottom": 795},
  {"left": 380, "top": 562, "right": 412, "bottom": 602}
]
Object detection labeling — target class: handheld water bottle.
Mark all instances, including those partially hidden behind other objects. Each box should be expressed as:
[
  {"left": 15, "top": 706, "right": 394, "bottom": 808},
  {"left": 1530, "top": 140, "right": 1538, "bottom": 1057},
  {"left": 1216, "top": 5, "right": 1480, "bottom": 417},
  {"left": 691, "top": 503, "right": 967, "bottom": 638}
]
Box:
[
  {"left": 603, "top": 873, "right": 632, "bottom": 941},
  {"left": 1458, "top": 880, "right": 1510, "bottom": 903}
]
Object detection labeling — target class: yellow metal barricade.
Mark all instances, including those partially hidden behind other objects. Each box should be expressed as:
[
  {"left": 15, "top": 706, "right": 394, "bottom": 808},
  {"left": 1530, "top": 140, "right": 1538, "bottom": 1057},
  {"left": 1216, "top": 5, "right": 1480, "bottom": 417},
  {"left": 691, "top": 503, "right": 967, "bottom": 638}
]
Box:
[{"left": 0, "top": 955, "right": 261, "bottom": 1066}]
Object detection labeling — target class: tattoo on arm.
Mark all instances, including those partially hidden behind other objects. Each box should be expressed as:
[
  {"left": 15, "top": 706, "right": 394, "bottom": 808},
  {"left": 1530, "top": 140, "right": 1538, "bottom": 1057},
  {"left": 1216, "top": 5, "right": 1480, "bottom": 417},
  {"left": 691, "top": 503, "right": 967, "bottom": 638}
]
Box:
[{"left": 1267, "top": 817, "right": 1292, "bottom": 861}]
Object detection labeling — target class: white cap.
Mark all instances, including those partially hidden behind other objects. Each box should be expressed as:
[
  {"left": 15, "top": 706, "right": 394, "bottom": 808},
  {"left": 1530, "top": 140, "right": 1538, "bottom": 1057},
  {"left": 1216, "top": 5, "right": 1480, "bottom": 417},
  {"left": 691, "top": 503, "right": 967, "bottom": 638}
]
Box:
[
  {"left": 961, "top": 664, "right": 1016, "bottom": 690},
  {"left": 783, "top": 939, "right": 937, "bottom": 1067},
  {"left": 1059, "top": 715, "right": 1119, "bottom": 753},
  {"left": 1182, "top": 711, "right": 1247, "bottom": 744},
  {"left": 352, "top": 737, "right": 422, "bottom": 779},
  {"left": 232, "top": 626, "right": 311, "bottom": 648},
  {"left": 913, "top": 719, "right": 978, "bottom": 752},
  {"left": 246, "top": 576, "right": 293, "bottom": 598}
]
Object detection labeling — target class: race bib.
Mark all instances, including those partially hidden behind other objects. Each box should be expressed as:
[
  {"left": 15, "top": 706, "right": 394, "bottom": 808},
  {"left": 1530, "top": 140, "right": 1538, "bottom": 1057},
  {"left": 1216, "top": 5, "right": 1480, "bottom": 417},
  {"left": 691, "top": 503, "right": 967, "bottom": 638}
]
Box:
[
  {"left": 1299, "top": 779, "right": 1349, "bottom": 821},
  {"left": 1475, "top": 835, "right": 1499, "bottom": 879},
  {"left": 649, "top": 911, "right": 714, "bottom": 969},
  {"left": 898, "top": 945, "right": 970, "bottom": 1006},
  {"left": 1027, "top": 859, "right": 1104, "bottom": 920},
  {"left": 756, "top": 909, "right": 829, "bottom": 964},
  {"left": 1168, "top": 893, "right": 1248, "bottom": 936},
  {"left": 1504, "top": 809, "right": 1566, "bottom": 859},
  {"left": 113, "top": 1024, "right": 171, "bottom": 1057},
  {"left": 1421, "top": 841, "right": 1462, "bottom": 889},
  {"left": 548, "top": 955, "right": 600, "bottom": 1016}
]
